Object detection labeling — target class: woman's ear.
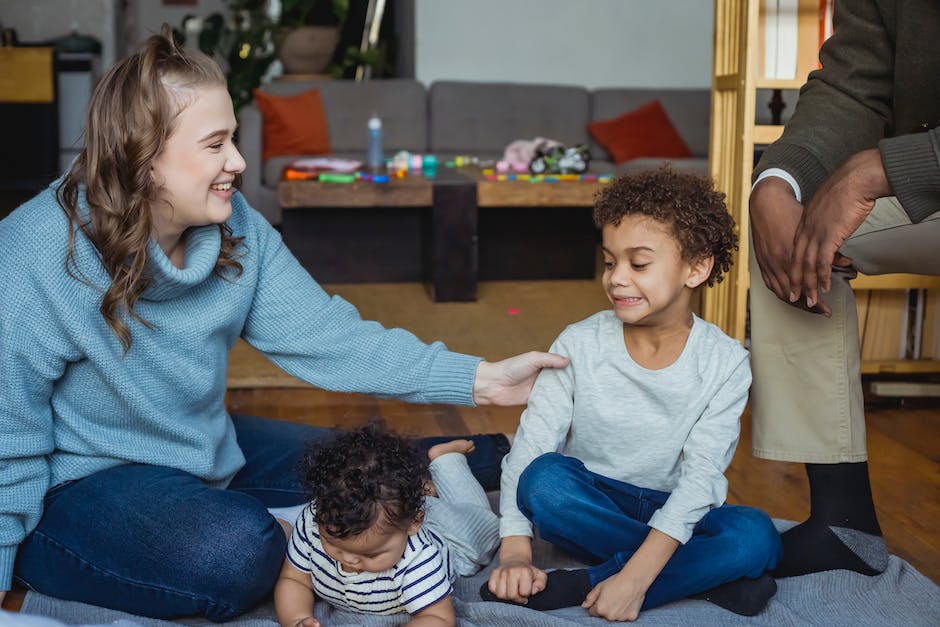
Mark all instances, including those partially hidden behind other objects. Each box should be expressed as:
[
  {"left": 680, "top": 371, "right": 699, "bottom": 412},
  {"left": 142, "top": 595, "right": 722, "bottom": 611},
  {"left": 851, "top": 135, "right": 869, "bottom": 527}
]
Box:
[{"left": 686, "top": 256, "right": 714, "bottom": 289}]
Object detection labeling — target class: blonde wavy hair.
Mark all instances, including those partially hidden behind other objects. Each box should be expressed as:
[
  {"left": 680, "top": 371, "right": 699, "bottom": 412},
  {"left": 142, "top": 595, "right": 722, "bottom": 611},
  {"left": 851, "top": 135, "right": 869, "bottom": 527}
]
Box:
[{"left": 57, "top": 24, "right": 244, "bottom": 351}]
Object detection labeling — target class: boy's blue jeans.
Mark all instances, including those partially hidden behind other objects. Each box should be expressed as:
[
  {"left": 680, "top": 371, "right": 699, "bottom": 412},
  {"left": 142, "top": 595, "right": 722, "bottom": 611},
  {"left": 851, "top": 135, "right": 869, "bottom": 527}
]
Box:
[
  {"left": 518, "top": 453, "right": 782, "bottom": 610},
  {"left": 13, "top": 415, "right": 509, "bottom": 622}
]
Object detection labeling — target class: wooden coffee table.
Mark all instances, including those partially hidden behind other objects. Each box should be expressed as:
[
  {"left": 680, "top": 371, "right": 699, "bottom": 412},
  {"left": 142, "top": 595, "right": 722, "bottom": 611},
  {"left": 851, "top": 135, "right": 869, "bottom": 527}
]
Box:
[
  {"left": 278, "top": 175, "right": 432, "bottom": 208},
  {"left": 277, "top": 167, "right": 607, "bottom": 302},
  {"left": 278, "top": 169, "right": 478, "bottom": 301},
  {"left": 472, "top": 172, "right": 607, "bottom": 207}
]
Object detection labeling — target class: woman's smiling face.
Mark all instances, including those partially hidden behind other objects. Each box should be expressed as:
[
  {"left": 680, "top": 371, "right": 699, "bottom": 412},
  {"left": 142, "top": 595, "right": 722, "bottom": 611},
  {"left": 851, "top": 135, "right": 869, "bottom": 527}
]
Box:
[{"left": 149, "top": 85, "right": 245, "bottom": 235}]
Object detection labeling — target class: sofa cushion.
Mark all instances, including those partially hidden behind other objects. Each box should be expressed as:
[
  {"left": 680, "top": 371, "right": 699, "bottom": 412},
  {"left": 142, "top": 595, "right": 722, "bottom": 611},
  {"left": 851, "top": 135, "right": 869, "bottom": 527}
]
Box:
[
  {"left": 588, "top": 100, "right": 692, "bottom": 165},
  {"left": 590, "top": 89, "right": 711, "bottom": 161},
  {"left": 255, "top": 78, "right": 427, "bottom": 154},
  {"left": 252, "top": 88, "right": 331, "bottom": 161},
  {"left": 429, "top": 81, "right": 590, "bottom": 155}
]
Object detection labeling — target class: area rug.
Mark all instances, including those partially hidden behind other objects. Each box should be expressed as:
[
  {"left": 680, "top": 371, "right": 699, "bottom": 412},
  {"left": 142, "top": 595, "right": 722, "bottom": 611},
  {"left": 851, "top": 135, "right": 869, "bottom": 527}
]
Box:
[{"left": 17, "top": 520, "right": 940, "bottom": 626}]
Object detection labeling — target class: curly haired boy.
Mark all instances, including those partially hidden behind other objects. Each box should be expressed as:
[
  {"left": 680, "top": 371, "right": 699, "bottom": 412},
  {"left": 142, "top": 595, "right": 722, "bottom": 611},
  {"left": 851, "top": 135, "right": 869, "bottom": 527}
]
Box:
[
  {"left": 275, "top": 424, "right": 498, "bottom": 626},
  {"left": 483, "top": 167, "right": 783, "bottom": 620}
]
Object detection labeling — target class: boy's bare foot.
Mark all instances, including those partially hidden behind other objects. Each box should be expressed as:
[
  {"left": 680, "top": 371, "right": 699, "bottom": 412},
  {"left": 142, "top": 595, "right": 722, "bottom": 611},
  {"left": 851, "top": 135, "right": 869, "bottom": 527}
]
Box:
[{"left": 428, "top": 438, "right": 475, "bottom": 461}]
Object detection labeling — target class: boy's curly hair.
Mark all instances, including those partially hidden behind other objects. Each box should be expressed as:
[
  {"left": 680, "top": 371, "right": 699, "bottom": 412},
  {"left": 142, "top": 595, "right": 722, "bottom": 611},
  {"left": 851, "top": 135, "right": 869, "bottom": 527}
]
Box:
[
  {"left": 592, "top": 166, "right": 738, "bottom": 286},
  {"left": 298, "top": 423, "right": 429, "bottom": 539}
]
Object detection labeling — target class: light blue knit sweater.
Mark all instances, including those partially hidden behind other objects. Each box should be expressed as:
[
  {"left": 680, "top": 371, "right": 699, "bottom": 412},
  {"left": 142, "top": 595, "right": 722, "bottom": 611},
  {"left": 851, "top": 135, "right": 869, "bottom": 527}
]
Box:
[{"left": 0, "top": 186, "right": 482, "bottom": 590}]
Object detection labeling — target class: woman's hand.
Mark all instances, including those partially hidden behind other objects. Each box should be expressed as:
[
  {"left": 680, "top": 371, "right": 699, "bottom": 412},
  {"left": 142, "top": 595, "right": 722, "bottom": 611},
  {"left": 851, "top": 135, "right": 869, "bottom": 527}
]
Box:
[{"left": 473, "top": 352, "right": 569, "bottom": 406}]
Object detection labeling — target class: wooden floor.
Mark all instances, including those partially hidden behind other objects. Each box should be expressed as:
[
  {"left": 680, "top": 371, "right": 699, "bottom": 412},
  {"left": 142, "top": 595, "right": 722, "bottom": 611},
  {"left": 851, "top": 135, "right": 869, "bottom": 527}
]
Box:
[{"left": 3, "top": 279, "right": 938, "bottom": 612}]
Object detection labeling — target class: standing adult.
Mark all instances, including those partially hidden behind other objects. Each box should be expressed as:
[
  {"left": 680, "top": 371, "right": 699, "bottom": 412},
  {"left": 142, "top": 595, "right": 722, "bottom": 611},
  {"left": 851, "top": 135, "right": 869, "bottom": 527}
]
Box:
[
  {"left": 0, "top": 26, "right": 566, "bottom": 620},
  {"left": 749, "top": 0, "right": 940, "bottom": 577}
]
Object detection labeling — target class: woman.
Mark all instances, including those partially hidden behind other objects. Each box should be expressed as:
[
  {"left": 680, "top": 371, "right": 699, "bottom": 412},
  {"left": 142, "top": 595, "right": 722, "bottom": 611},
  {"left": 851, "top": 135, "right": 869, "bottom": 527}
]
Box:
[{"left": 0, "top": 26, "right": 565, "bottom": 621}]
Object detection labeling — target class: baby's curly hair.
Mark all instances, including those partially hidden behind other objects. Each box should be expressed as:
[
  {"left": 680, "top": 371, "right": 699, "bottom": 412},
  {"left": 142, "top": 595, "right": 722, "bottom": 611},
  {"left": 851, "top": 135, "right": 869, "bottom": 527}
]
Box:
[
  {"left": 298, "top": 423, "right": 429, "bottom": 539},
  {"left": 593, "top": 166, "right": 737, "bottom": 286}
]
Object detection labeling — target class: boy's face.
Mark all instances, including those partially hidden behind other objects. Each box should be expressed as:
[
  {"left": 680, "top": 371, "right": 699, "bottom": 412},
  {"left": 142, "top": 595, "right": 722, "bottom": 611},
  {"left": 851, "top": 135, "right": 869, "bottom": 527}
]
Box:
[
  {"left": 601, "top": 215, "right": 709, "bottom": 326},
  {"left": 318, "top": 518, "right": 421, "bottom": 574}
]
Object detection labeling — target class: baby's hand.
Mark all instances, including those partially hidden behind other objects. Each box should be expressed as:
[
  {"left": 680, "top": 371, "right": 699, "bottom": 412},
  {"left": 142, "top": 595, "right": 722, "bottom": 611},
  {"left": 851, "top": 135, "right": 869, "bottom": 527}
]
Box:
[
  {"left": 486, "top": 560, "right": 548, "bottom": 604},
  {"left": 293, "top": 617, "right": 321, "bottom": 627}
]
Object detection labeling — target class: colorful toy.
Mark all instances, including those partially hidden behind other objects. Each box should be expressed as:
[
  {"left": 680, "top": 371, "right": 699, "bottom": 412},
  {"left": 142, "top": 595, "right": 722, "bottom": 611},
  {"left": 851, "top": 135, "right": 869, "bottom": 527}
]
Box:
[
  {"left": 529, "top": 142, "right": 591, "bottom": 175},
  {"left": 319, "top": 173, "right": 357, "bottom": 183}
]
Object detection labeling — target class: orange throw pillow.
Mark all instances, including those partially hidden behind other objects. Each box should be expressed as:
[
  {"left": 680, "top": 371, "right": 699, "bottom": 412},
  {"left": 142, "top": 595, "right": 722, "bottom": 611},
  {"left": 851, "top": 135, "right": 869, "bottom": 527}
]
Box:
[
  {"left": 587, "top": 100, "right": 692, "bottom": 164},
  {"left": 252, "top": 88, "right": 331, "bottom": 161}
]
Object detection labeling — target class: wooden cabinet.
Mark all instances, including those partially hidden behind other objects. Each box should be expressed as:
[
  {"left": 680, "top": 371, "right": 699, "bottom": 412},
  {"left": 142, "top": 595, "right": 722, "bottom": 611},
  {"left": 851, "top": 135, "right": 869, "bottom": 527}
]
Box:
[
  {"left": 704, "top": 0, "right": 940, "bottom": 374},
  {"left": 0, "top": 46, "right": 58, "bottom": 189}
]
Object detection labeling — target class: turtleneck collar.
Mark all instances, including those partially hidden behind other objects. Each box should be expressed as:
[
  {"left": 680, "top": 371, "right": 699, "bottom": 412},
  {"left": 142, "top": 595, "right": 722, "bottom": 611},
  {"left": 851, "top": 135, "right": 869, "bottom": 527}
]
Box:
[{"left": 142, "top": 225, "right": 222, "bottom": 301}]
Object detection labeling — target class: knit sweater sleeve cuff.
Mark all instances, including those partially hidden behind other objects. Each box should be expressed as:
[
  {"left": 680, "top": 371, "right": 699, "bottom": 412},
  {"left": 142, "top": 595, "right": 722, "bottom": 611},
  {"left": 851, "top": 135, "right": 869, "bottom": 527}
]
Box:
[
  {"left": 0, "top": 545, "right": 16, "bottom": 592},
  {"left": 423, "top": 350, "right": 483, "bottom": 406},
  {"left": 754, "top": 142, "right": 829, "bottom": 203},
  {"left": 647, "top": 510, "right": 693, "bottom": 545},
  {"left": 879, "top": 130, "right": 940, "bottom": 224}
]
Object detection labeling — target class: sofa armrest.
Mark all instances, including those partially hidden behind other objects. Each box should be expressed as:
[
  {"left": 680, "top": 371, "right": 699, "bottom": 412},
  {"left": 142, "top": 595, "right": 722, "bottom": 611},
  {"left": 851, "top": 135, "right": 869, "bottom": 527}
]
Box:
[{"left": 236, "top": 103, "right": 281, "bottom": 224}]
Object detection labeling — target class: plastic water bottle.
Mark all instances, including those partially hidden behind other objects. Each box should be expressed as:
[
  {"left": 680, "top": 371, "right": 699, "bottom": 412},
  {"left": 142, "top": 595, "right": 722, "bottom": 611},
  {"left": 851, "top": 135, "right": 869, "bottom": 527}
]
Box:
[{"left": 367, "top": 115, "right": 384, "bottom": 172}]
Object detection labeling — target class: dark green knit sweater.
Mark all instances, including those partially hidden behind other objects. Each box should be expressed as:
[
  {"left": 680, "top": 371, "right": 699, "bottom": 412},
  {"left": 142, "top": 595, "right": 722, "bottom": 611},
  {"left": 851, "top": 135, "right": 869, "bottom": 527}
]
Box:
[{"left": 754, "top": 0, "right": 940, "bottom": 223}]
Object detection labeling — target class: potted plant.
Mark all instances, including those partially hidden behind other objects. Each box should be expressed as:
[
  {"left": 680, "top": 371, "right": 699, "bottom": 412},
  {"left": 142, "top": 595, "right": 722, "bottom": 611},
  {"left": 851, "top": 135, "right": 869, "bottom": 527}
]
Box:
[
  {"left": 277, "top": 0, "right": 349, "bottom": 76},
  {"left": 176, "top": 1, "right": 278, "bottom": 114},
  {"left": 176, "top": 0, "right": 348, "bottom": 113}
]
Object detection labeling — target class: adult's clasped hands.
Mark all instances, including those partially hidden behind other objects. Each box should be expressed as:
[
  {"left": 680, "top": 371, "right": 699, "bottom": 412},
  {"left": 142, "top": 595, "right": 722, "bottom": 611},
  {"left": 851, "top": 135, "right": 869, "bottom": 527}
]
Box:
[{"left": 750, "top": 149, "right": 891, "bottom": 316}]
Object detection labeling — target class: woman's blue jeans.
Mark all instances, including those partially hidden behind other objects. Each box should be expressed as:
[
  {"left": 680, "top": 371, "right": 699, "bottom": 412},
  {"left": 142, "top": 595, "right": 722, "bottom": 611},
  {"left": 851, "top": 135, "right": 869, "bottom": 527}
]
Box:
[
  {"left": 12, "top": 415, "right": 509, "bottom": 622},
  {"left": 518, "top": 453, "right": 782, "bottom": 610}
]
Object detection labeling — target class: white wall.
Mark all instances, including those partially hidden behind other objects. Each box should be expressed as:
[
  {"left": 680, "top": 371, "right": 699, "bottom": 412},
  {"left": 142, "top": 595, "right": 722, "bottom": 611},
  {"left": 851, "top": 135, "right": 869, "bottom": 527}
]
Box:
[
  {"left": 0, "top": 0, "right": 121, "bottom": 69},
  {"left": 127, "top": 0, "right": 228, "bottom": 52},
  {"left": 414, "top": 0, "right": 714, "bottom": 89}
]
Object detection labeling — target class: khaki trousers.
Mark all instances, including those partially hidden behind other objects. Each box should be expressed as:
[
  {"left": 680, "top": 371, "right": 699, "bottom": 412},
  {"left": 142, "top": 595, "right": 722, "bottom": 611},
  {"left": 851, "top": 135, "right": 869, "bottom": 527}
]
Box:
[{"left": 749, "top": 197, "right": 940, "bottom": 462}]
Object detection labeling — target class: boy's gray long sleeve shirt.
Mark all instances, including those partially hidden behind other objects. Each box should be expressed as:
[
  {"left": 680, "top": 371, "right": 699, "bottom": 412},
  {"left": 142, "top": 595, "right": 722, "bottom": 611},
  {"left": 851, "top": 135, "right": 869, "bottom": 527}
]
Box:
[{"left": 499, "top": 311, "right": 751, "bottom": 544}]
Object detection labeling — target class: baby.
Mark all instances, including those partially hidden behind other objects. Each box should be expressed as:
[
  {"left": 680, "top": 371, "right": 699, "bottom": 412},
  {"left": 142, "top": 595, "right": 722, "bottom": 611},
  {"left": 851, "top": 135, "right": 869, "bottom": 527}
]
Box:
[{"left": 274, "top": 424, "right": 499, "bottom": 626}]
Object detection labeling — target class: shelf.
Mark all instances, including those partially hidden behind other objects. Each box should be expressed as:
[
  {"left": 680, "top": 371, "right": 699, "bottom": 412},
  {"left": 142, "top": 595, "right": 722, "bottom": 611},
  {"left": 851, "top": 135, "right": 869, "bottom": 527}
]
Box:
[
  {"left": 851, "top": 274, "right": 940, "bottom": 290},
  {"left": 753, "top": 125, "right": 784, "bottom": 145},
  {"left": 754, "top": 78, "right": 806, "bottom": 90},
  {"left": 861, "top": 360, "right": 940, "bottom": 375}
]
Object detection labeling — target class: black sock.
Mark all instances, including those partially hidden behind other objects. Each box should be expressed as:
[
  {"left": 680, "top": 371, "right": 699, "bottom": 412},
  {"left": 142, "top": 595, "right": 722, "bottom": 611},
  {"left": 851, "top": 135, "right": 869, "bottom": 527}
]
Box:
[
  {"left": 480, "top": 568, "right": 592, "bottom": 611},
  {"left": 773, "top": 462, "right": 887, "bottom": 578},
  {"left": 691, "top": 573, "right": 777, "bottom": 616}
]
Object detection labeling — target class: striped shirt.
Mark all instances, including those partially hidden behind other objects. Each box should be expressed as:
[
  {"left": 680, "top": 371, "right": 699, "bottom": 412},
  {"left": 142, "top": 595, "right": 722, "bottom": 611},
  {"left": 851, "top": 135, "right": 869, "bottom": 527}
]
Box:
[{"left": 287, "top": 502, "right": 453, "bottom": 615}]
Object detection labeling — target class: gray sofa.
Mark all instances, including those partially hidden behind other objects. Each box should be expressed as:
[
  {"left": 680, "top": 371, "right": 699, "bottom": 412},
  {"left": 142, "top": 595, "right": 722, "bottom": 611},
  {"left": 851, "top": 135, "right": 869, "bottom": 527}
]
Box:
[{"left": 238, "top": 79, "right": 710, "bottom": 224}]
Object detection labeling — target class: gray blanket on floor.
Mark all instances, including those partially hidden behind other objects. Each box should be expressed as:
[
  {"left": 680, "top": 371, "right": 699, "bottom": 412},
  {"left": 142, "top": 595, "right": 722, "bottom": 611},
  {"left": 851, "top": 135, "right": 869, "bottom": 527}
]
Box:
[{"left": 19, "top": 518, "right": 940, "bottom": 627}]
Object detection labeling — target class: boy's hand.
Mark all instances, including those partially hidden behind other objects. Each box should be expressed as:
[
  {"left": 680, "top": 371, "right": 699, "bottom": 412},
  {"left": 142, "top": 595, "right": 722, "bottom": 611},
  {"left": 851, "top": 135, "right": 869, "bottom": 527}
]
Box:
[
  {"left": 487, "top": 559, "right": 548, "bottom": 604},
  {"left": 582, "top": 527, "right": 677, "bottom": 621},
  {"left": 582, "top": 571, "right": 646, "bottom": 622},
  {"left": 487, "top": 535, "right": 546, "bottom": 603}
]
